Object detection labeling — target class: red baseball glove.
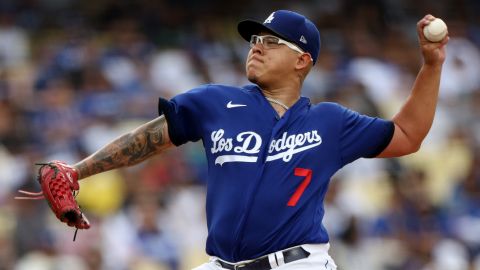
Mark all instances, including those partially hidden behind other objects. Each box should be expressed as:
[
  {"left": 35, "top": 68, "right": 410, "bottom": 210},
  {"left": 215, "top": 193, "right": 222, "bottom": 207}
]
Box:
[{"left": 16, "top": 161, "right": 90, "bottom": 232}]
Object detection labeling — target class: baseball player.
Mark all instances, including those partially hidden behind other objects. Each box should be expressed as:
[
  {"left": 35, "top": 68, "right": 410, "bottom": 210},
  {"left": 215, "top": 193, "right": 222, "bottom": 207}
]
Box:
[{"left": 36, "top": 10, "right": 448, "bottom": 270}]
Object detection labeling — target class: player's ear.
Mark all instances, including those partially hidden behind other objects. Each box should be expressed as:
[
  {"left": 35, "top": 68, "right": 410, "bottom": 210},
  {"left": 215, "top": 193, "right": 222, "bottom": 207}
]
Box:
[{"left": 295, "top": 53, "right": 312, "bottom": 70}]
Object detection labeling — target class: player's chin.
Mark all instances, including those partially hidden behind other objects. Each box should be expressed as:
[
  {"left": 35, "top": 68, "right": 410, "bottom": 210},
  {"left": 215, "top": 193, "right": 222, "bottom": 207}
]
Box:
[
  {"left": 247, "top": 63, "right": 264, "bottom": 77},
  {"left": 247, "top": 72, "right": 259, "bottom": 84}
]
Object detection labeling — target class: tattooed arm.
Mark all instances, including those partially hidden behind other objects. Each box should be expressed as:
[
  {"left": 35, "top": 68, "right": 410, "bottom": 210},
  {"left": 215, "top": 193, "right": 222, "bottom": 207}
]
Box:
[{"left": 73, "top": 116, "right": 173, "bottom": 179}]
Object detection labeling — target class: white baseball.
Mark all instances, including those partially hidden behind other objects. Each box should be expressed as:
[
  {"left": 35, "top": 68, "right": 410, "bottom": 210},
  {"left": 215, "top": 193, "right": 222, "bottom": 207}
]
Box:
[{"left": 423, "top": 18, "right": 448, "bottom": 42}]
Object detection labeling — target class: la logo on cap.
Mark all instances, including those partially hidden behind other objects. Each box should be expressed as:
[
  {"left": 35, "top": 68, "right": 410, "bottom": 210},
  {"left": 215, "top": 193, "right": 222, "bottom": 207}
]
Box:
[{"left": 264, "top": 12, "right": 275, "bottom": 24}]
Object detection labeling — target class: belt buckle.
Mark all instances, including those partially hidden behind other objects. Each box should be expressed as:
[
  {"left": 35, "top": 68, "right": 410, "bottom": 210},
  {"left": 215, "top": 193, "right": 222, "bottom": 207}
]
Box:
[{"left": 234, "top": 264, "right": 246, "bottom": 270}]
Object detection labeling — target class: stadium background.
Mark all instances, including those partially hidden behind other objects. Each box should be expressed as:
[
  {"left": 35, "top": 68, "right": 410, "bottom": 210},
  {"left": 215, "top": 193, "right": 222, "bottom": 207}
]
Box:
[{"left": 0, "top": 0, "right": 480, "bottom": 269}]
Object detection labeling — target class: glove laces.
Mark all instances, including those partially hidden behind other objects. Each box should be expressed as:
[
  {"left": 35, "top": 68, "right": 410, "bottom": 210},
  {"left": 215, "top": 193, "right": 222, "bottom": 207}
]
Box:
[
  {"left": 14, "top": 163, "right": 55, "bottom": 200},
  {"left": 15, "top": 190, "right": 44, "bottom": 200}
]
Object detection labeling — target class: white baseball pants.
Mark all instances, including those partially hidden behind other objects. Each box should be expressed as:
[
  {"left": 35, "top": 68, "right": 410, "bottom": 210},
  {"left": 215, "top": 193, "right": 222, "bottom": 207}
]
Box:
[{"left": 193, "top": 243, "right": 337, "bottom": 270}]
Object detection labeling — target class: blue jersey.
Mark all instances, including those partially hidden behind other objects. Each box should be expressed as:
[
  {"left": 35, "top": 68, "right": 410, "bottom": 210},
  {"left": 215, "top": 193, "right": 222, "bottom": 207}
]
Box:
[{"left": 158, "top": 84, "right": 394, "bottom": 262}]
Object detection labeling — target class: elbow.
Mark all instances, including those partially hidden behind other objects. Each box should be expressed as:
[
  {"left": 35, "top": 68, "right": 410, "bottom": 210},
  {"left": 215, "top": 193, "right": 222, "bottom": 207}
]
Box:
[
  {"left": 411, "top": 143, "right": 422, "bottom": 154},
  {"left": 404, "top": 140, "right": 422, "bottom": 155},
  {"left": 397, "top": 125, "right": 425, "bottom": 155},
  {"left": 392, "top": 139, "right": 423, "bottom": 157},
  {"left": 379, "top": 122, "right": 429, "bottom": 157}
]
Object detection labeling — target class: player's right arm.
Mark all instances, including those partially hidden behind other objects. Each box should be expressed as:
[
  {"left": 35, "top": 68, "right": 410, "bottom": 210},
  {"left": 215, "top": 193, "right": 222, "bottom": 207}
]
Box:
[
  {"left": 73, "top": 115, "right": 173, "bottom": 180},
  {"left": 376, "top": 15, "right": 448, "bottom": 158}
]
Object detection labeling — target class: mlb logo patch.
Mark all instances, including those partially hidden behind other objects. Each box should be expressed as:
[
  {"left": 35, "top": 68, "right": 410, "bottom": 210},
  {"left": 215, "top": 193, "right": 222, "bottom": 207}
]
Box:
[{"left": 300, "top": 35, "right": 307, "bottom": 44}]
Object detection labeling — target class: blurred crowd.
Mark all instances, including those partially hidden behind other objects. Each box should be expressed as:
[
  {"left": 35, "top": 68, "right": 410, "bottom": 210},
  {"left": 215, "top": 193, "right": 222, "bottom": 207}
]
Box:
[{"left": 0, "top": 0, "right": 480, "bottom": 269}]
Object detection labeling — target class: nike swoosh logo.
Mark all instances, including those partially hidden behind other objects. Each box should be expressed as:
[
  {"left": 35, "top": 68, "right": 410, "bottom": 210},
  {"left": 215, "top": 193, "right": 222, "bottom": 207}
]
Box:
[{"left": 227, "top": 101, "right": 247, "bottom": 108}]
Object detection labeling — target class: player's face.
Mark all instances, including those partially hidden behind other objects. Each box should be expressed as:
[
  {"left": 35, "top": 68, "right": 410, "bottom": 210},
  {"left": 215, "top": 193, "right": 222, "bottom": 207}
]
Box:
[{"left": 246, "top": 33, "right": 303, "bottom": 88}]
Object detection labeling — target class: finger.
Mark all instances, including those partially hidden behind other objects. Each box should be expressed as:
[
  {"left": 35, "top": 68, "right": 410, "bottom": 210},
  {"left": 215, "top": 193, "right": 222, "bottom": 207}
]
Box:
[
  {"left": 417, "top": 14, "right": 435, "bottom": 30},
  {"left": 428, "top": 35, "right": 449, "bottom": 49},
  {"left": 441, "top": 35, "right": 449, "bottom": 44},
  {"left": 417, "top": 18, "right": 430, "bottom": 42},
  {"left": 425, "top": 14, "right": 435, "bottom": 21}
]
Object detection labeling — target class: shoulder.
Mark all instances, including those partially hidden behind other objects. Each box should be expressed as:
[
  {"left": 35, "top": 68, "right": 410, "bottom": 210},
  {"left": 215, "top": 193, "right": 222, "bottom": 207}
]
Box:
[
  {"left": 308, "top": 102, "right": 361, "bottom": 129},
  {"left": 204, "top": 83, "right": 258, "bottom": 96},
  {"left": 168, "top": 84, "right": 259, "bottom": 110},
  {"left": 310, "top": 101, "right": 348, "bottom": 115},
  {"left": 180, "top": 83, "right": 256, "bottom": 97}
]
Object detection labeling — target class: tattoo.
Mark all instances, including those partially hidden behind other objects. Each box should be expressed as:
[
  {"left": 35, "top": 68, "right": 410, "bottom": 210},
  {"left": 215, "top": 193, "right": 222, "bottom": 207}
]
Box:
[{"left": 75, "top": 116, "right": 172, "bottom": 179}]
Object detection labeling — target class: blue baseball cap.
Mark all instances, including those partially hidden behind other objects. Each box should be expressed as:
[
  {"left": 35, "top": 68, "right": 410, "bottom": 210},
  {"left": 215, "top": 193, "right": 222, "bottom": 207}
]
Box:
[{"left": 238, "top": 10, "right": 321, "bottom": 65}]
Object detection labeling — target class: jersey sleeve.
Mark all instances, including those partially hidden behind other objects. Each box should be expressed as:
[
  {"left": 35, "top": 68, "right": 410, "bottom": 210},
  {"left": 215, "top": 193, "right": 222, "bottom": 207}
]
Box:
[
  {"left": 158, "top": 85, "right": 210, "bottom": 146},
  {"left": 339, "top": 107, "right": 394, "bottom": 166}
]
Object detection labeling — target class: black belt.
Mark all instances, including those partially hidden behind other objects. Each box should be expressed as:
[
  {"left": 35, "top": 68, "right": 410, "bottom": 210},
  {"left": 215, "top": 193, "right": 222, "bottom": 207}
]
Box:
[{"left": 217, "top": 246, "right": 310, "bottom": 270}]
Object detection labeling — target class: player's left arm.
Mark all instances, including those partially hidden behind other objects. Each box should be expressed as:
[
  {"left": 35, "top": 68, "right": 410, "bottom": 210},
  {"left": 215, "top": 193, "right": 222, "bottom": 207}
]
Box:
[
  {"left": 377, "top": 15, "right": 449, "bottom": 158},
  {"left": 74, "top": 115, "right": 173, "bottom": 179}
]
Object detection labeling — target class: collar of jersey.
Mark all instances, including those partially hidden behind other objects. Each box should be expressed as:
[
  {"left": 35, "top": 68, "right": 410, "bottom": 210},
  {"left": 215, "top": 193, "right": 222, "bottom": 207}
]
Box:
[{"left": 247, "top": 84, "right": 311, "bottom": 117}]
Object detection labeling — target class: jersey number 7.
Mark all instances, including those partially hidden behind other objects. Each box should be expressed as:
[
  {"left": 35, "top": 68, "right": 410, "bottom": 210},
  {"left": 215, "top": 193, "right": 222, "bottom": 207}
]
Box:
[{"left": 287, "top": 168, "right": 312, "bottom": 207}]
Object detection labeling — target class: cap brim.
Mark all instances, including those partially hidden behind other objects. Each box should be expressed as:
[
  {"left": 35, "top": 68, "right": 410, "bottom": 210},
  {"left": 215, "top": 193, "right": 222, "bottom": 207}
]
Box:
[{"left": 237, "top": 20, "right": 290, "bottom": 42}]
